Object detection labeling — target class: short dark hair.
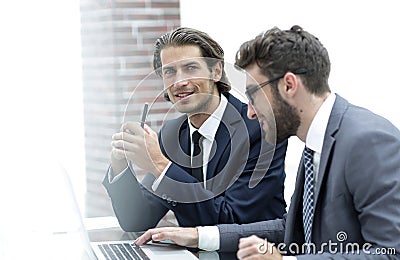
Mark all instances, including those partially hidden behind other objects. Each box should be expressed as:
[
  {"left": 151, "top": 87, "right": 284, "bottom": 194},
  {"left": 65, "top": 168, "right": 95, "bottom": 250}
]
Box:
[
  {"left": 235, "top": 25, "right": 330, "bottom": 96},
  {"left": 153, "top": 27, "right": 231, "bottom": 100}
]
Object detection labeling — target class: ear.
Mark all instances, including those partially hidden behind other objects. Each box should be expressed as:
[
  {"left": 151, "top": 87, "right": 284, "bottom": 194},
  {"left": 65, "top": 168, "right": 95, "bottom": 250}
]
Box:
[
  {"left": 212, "top": 61, "right": 223, "bottom": 82},
  {"left": 280, "top": 72, "right": 299, "bottom": 98}
]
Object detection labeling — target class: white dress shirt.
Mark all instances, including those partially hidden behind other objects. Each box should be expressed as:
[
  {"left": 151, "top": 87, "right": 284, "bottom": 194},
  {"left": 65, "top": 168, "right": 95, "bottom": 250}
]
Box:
[
  {"left": 305, "top": 92, "right": 336, "bottom": 183},
  {"left": 197, "top": 93, "right": 337, "bottom": 255}
]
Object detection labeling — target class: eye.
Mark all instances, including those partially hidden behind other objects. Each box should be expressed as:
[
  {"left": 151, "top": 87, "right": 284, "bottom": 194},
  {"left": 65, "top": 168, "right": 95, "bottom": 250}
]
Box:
[
  {"left": 163, "top": 68, "right": 175, "bottom": 76},
  {"left": 186, "top": 65, "right": 199, "bottom": 71}
]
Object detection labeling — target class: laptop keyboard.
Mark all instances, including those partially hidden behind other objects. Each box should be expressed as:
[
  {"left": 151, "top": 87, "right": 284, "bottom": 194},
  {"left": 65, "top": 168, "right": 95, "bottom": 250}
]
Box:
[{"left": 97, "top": 243, "right": 150, "bottom": 260}]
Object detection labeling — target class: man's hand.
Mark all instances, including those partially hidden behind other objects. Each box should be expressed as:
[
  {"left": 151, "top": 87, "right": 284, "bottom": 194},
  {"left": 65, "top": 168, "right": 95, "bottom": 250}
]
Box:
[
  {"left": 111, "top": 122, "right": 169, "bottom": 177},
  {"left": 237, "top": 235, "right": 282, "bottom": 260},
  {"left": 135, "top": 227, "right": 199, "bottom": 248}
]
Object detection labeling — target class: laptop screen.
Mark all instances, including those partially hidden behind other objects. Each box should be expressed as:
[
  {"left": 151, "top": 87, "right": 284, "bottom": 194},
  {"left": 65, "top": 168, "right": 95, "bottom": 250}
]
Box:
[{"left": 0, "top": 160, "right": 95, "bottom": 259}]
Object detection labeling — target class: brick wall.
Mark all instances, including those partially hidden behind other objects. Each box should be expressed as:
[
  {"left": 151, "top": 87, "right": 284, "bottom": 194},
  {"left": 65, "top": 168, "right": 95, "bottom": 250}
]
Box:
[{"left": 80, "top": 0, "right": 181, "bottom": 217}]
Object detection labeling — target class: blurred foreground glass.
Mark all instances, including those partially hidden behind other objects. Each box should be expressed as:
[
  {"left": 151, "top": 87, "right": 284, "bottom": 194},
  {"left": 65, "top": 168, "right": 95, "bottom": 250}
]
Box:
[{"left": 0, "top": 159, "right": 94, "bottom": 260}]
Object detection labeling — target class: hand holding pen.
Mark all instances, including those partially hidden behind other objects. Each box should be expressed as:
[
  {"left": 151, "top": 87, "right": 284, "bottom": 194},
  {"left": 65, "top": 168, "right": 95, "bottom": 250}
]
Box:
[
  {"left": 110, "top": 102, "right": 169, "bottom": 177},
  {"left": 111, "top": 103, "right": 148, "bottom": 162}
]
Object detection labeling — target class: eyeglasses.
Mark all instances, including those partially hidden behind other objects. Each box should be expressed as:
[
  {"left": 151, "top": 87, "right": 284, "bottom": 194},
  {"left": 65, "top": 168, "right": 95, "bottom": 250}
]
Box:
[{"left": 245, "top": 68, "right": 307, "bottom": 104}]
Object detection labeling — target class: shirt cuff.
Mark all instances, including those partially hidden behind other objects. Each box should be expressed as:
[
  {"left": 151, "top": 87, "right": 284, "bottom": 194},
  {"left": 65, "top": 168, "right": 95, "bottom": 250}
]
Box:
[
  {"left": 197, "top": 226, "right": 220, "bottom": 251},
  {"left": 151, "top": 161, "right": 172, "bottom": 191},
  {"left": 108, "top": 165, "right": 128, "bottom": 183}
]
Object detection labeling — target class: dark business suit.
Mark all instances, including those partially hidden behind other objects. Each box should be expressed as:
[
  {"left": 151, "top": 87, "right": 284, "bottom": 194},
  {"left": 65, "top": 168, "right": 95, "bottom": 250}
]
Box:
[
  {"left": 218, "top": 95, "right": 400, "bottom": 259},
  {"left": 103, "top": 93, "right": 287, "bottom": 231}
]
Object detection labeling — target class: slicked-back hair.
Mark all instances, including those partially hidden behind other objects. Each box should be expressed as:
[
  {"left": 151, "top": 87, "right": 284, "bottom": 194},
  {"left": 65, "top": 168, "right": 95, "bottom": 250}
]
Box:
[
  {"left": 153, "top": 27, "right": 231, "bottom": 101},
  {"left": 235, "top": 25, "right": 331, "bottom": 96}
]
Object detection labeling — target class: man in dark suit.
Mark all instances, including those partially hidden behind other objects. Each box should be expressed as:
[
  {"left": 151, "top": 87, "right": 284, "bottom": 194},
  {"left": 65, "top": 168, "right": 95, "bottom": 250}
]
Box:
[
  {"left": 103, "top": 27, "right": 288, "bottom": 244},
  {"left": 135, "top": 26, "right": 400, "bottom": 259}
]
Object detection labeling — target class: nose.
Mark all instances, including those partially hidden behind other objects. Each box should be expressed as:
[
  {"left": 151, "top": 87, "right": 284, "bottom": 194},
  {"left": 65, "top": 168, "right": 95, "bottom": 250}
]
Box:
[
  {"left": 164, "top": 70, "right": 189, "bottom": 92},
  {"left": 173, "top": 69, "right": 190, "bottom": 88},
  {"left": 247, "top": 102, "right": 257, "bottom": 119},
  {"left": 173, "top": 77, "right": 189, "bottom": 88}
]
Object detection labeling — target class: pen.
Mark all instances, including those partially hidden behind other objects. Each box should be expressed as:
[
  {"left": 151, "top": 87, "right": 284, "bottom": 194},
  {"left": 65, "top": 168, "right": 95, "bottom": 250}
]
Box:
[{"left": 140, "top": 102, "right": 149, "bottom": 128}]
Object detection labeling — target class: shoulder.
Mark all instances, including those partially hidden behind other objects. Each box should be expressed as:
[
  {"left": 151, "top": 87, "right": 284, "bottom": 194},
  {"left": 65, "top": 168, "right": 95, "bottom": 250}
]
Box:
[
  {"left": 332, "top": 99, "right": 400, "bottom": 165},
  {"left": 225, "top": 93, "right": 260, "bottom": 131},
  {"left": 342, "top": 102, "right": 399, "bottom": 138},
  {"left": 331, "top": 95, "right": 399, "bottom": 139},
  {"left": 225, "top": 93, "right": 248, "bottom": 116}
]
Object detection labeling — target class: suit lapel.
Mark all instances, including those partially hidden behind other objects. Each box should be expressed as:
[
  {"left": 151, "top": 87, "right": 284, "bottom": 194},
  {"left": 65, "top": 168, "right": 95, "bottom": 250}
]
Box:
[
  {"left": 285, "top": 158, "right": 307, "bottom": 244},
  {"left": 206, "top": 124, "right": 232, "bottom": 179},
  {"left": 206, "top": 100, "right": 238, "bottom": 181},
  {"left": 314, "top": 95, "right": 348, "bottom": 206},
  {"left": 160, "top": 116, "right": 191, "bottom": 172},
  {"left": 179, "top": 122, "right": 190, "bottom": 155},
  {"left": 179, "top": 120, "right": 191, "bottom": 172}
]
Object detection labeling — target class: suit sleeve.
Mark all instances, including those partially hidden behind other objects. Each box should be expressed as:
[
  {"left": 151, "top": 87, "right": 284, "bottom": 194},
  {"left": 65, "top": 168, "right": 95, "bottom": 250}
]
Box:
[
  {"left": 217, "top": 216, "right": 286, "bottom": 252},
  {"left": 102, "top": 166, "right": 169, "bottom": 232}
]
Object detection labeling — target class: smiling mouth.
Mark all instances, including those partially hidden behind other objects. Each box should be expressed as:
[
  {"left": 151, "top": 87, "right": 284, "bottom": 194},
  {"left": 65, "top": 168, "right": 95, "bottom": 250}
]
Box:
[{"left": 174, "top": 91, "right": 195, "bottom": 100}]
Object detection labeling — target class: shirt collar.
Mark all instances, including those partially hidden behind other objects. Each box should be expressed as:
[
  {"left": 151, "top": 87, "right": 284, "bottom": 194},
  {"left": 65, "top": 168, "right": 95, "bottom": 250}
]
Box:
[
  {"left": 188, "top": 94, "right": 228, "bottom": 142},
  {"left": 306, "top": 93, "right": 336, "bottom": 153}
]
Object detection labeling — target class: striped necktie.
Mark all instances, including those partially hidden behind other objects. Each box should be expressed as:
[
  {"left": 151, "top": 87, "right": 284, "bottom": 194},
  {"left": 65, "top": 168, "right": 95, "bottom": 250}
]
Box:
[{"left": 303, "top": 146, "right": 315, "bottom": 253}]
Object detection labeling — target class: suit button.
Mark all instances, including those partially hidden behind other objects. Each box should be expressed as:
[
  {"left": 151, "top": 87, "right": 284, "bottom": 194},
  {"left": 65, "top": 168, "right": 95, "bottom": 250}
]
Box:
[
  {"left": 162, "top": 194, "right": 167, "bottom": 200},
  {"left": 172, "top": 201, "right": 177, "bottom": 207},
  {"left": 167, "top": 197, "right": 172, "bottom": 204}
]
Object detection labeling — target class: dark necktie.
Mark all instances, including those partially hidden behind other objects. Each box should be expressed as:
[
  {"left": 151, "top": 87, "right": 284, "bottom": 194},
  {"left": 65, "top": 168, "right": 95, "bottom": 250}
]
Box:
[
  {"left": 191, "top": 131, "right": 204, "bottom": 182},
  {"left": 303, "top": 146, "right": 315, "bottom": 253}
]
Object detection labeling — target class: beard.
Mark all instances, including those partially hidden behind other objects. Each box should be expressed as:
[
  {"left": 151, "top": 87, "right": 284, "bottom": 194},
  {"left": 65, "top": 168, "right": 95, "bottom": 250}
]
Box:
[
  {"left": 173, "top": 79, "right": 217, "bottom": 115},
  {"left": 190, "top": 83, "right": 217, "bottom": 114},
  {"left": 272, "top": 90, "right": 301, "bottom": 143}
]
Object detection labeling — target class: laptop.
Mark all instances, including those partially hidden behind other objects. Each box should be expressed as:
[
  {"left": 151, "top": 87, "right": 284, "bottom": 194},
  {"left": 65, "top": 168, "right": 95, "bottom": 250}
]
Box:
[
  {"left": 66, "top": 170, "right": 198, "bottom": 259},
  {"left": 87, "top": 222, "right": 196, "bottom": 260},
  {"left": 0, "top": 161, "right": 197, "bottom": 260},
  {"left": 91, "top": 239, "right": 197, "bottom": 260}
]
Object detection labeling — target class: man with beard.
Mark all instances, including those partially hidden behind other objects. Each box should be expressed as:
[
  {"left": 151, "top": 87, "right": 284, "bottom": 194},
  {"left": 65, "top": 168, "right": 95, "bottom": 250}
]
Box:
[
  {"left": 103, "top": 27, "right": 288, "bottom": 244},
  {"left": 135, "top": 25, "right": 400, "bottom": 259}
]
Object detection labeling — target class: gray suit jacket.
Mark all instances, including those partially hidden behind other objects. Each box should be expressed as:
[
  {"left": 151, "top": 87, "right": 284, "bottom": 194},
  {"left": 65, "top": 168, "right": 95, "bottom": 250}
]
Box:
[{"left": 218, "top": 95, "right": 400, "bottom": 259}]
